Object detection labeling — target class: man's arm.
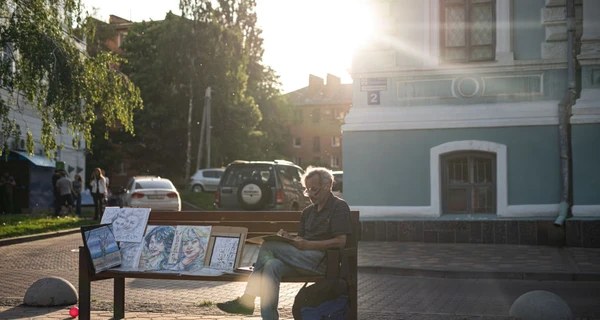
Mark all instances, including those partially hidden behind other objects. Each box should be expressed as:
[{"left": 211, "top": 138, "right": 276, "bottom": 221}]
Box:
[{"left": 292, "top": 234, "right": 346, "bottom": 251}]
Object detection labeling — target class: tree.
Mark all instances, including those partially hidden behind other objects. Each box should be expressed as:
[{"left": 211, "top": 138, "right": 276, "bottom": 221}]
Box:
[{"left": 0, "top": 0, "right": 142, "bottom": 158}]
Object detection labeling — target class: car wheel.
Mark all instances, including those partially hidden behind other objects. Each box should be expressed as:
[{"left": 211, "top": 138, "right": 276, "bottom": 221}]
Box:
[
  {"left": 237, "top": 179, "right": 269, "bottom": 210},
  {"left": 192, "top": 184, "right": 204, "bottom": 193}
]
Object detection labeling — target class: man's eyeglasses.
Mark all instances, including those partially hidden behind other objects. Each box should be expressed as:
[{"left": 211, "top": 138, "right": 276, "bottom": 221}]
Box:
[{"left": 303, "top": 185, "right": 324, "bottom": 197}]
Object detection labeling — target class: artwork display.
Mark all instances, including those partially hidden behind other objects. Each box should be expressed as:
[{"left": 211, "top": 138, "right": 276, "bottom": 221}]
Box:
[
  {"left": 209, "top": 237, "right": 240, "bottom": 270},
  {"left": 168, "top": 226, "right": 212, "bottom": 272},
  {"left": 138, "top": 225, "right": 177, "bottom": 271},
  {"left": 117, "top": 242, "right": 144, "bottom": 271},
  {"left": 81, "top": 224, "right": 121, "bottom": 273},
  {"left": 101, "top": 207, "right": 151, "bottom": 243}
]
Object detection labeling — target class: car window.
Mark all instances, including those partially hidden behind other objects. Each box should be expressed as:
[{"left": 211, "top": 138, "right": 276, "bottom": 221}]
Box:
[
  {"left": 222, "top": 165, "right": 274, "bottom": 187},
  {"left": 332, "top": 174, "right": 343, "bottom": 192},
  {"left": 277, "top": 166, "right": 293, "bottom": 186},
  {"left": 289, "top": 167, "right": 302, "bottom": 185},
  {"left": 136, "top": 180, "right": 175, "bottom": 190},
  {"left": 202, "top": 171, "right": 214, "bottom": 178},
  {"left": 216, "top": 170, "right": 224, "bottom": 178}
]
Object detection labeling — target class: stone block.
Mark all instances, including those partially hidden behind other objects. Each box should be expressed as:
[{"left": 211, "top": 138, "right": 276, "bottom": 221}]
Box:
[
  {"left": 537, "top": 221, "right": 551, "bottom": 246},
  {"left": 566, "top": 220, "right": 582, "bottom": 247},
  {"left": 398, "top": 221, "right": 413, "bottom": 242},
  {"left": 385, "top": 221, "right": 398, "bottom": 241},
  {"left": 582, "top": 220, "right": 600, "bottom": 248},
  {"left": 423, "top": 231, "right": 438, "bottom": 243},
  {"left": 456, "top": 230, "right": 470, "bottom": 243},
  {"left": 482, "top": 221, "right": 495, "bottom": 244},
  {"left": 412, "top": 221, "right": 424, "bottom": 242},
  {"left": 361, "top": 221, "right": 376, "bottom": 241},
  {"left": 469, "top": 221, "right": 482, "bottom": 244},
  {"left": 24, "top": 277, "right": 78, "bottom": 306},
  {"left": 547, "top": 224, "right": 566, "bottom": 246},
  {"left": 438, "top": 231, "right": 455, "bottom": 243},
  {"left": 509, "top": 290, "right": 573, "bottom": 320},
  {"left": 507, "top": 221, "right": 519, "bottom": 244},
  {"left": 494, "top": 221, "right": 507, "bottom": 244},
  {"left": 376, "top": 221, "right": 387, "bottom": 241},
  {"left": 519, "top": 221, "right": 537, "bottom": 245}
]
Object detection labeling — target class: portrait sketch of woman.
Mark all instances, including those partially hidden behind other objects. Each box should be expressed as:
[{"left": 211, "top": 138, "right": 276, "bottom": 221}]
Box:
[
  {"left": 139, "top": 226, "right": 176, "bottom": 271},
  {"left": 170, "top": 226, "right": 210, "bottom": 272}
]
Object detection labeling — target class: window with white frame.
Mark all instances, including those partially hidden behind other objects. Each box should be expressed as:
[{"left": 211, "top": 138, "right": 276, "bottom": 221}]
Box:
[
  {"left": 441, "top": 0, "right": 496, "bottom": 63},
  {"left": 331, "top": 136, "right": 340, "bottom": 147},
  {"left": 293, "top": 137, "right": 302, "bottom": 148},
  {"left": 330, "top": 156, "right": 340, "bottom": 168}
]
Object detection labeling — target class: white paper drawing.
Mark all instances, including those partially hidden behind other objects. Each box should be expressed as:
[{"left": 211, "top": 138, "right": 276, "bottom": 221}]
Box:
[
  {"left": 209, "top": 237, "right": 240, "bottom": 270},
  {"left": 117, "top": 242, "right": 144, "bottom": 270},
  {"left": 168, "top": 226, "right": 211, "bottom": 272},
  {"left": 100, "top": 207, "right": 150, "bottom": 243},
  {"left": 138, "top": 225, "right": 177, "bottom": 271}
]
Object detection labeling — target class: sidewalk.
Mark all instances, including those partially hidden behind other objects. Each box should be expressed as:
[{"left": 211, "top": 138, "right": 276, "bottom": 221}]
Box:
[{"left": 1, "top": 230, "right": 600, "bottom": 319}]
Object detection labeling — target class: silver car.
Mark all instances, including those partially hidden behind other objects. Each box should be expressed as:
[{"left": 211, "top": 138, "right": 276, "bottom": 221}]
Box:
[{"left": 188, "top": 168, "right": 224, "bottom": 192}]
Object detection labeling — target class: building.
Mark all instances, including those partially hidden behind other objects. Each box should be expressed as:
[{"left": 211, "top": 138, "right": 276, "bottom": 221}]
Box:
[
  {"left": 344, "top": 0, "right": 599, "bottom": 247},
  {"left": 285, "top": 74, "right": 352, "bottom": 169}
]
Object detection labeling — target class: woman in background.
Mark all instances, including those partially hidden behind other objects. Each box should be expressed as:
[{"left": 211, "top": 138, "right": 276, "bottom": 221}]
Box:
[
  {"left": 72, "top": 174, "right": 83, "bottom": 217},
  {"left": 89, "top": 168, "right": 107, "bottom": 220}
]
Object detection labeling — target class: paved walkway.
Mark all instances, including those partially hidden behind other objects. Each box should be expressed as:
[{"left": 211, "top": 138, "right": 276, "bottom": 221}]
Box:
[{"left": 0, "top": 230, "right": 599, "bottom": 319}]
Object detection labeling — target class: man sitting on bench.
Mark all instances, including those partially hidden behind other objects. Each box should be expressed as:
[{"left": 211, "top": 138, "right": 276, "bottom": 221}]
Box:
[{"left": 217, "top": 166, "right": 352, "bottom": 319}]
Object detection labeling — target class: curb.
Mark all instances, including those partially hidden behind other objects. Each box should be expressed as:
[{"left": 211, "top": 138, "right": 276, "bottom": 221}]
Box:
[
  {"left": 358, "top": 266, "right": 600, "bottom": 282},
  {"left": 0, "top": 228, "right": 81, "bottom": 247}
]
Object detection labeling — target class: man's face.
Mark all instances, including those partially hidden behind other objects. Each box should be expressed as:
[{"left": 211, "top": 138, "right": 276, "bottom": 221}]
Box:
[{"left": 305, "top": 175, "right": 328, "bottom": 205}]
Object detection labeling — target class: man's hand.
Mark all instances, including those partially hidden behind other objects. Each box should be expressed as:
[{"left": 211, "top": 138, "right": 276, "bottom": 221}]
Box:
[{"left": 292, "top": 237, "right": 310, "bottom": 250}]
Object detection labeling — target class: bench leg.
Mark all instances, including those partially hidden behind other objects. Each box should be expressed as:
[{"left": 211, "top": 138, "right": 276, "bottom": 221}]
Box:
[
  {"left": 78, "top": 247, "right": 91, "bottom": 320},
  {"left": 114, "top": 277, "right": 125, "bottom": 319},
  {"left": 349, "top": 254, "right": 358, "bottom": 320}
]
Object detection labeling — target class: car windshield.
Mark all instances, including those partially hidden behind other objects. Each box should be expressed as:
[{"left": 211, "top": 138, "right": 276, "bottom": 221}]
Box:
[
  {"left": 222, "top": 165, "right": 276, "bottom": 187},
  {"left": 136, "top": 180, "right": 174, "bottom": 190}
]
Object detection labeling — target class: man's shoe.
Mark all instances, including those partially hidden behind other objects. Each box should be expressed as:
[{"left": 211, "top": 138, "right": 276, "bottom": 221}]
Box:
[{"left": 216, "top": 297, "right": 254, "bottom": 315}]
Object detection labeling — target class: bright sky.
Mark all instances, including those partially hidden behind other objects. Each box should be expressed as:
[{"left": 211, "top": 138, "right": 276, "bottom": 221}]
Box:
[{"left": 81, "top": 0, "right": 373, "bottom": 93}]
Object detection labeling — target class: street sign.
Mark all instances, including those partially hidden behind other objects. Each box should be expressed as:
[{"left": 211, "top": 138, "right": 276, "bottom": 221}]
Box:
[
  {"left": 367, "top": 91, "right": 380, "bottom": 105},
  {"left": 360, "top": 78, "right": 387, "bottom": 92}
]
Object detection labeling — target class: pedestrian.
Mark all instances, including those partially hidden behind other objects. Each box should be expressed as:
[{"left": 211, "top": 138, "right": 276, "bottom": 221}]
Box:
[
  {"left": 90, "top": 168, "right": 107, "bottom": 220},
  {"left": 216, "top": 167, "right": 352, "bottom": 319},
  {"left": 0, "top": 171, "right": 16, "bottom": 213},
  {"left": 55, "top": 171, "right": 74, "bottom": 216},
  {"left": 73, "top": 174, "right": 83, "bottom": 216},
  {"left": 52, "top": 170, "right": 61, "bottom": 216}
]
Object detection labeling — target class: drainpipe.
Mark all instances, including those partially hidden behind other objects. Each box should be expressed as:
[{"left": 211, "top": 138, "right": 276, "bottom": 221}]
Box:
[{"left": 555, "top": 0, "right": 577, "bottom": 226}]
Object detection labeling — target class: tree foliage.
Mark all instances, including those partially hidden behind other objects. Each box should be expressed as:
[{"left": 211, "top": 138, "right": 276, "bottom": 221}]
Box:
[
  {"left": 118, "top": 1, "right": 290, "bottom": 181},
  {"left": 0, "top": 0, "right": 142, "bottom": 158}
]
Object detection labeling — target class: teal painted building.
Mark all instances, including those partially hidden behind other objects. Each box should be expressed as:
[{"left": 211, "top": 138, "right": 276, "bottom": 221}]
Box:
[{"left": 344, "top": 0, "right": 600, "bottom": 244}]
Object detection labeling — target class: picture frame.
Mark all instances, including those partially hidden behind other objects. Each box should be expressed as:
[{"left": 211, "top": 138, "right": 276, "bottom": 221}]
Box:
[
  {"left": 81, "top": 224, "right": 122, "bottom": 274},
  {"left": 205, "top": 226, "right": 248, "bottom": 271}
]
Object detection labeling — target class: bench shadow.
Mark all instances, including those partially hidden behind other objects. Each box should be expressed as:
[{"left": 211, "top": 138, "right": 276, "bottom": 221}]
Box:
[{"left": 0, "top": 304, "right": 73, "bottom": 319}]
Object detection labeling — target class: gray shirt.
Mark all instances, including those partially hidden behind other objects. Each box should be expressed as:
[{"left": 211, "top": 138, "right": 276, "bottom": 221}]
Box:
[
  {"left": 298, "top": 193, "right": 352, "bottom": 241},
  {"left": 56, "top": 177, "right": 72, "bottom": 196}
]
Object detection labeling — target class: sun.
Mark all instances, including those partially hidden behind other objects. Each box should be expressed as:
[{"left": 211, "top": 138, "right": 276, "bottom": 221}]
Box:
[{"left": 256, "top": 0, "right": 376, "bottom": 92}]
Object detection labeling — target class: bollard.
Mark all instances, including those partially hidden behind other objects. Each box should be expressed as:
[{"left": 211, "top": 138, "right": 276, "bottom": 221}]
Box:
[
  {"left": 24, "top": 277, "right": 78, "bottom": 307},
  {"left": 509, "top": 290, "right": 573, "bottom": 320}
]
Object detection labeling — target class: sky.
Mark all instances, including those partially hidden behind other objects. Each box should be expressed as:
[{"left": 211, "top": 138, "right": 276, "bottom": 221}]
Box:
[{"left": 81, "top": 0, "right": 373, "bottom": 93}]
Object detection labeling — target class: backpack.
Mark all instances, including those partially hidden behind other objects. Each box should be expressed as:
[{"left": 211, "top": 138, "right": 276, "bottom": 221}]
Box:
[{"left": 292, "top": 249, "right": 351, "bottom": 320}]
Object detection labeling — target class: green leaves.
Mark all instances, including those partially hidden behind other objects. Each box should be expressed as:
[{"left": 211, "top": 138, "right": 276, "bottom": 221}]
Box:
[{"left": 0, "top": 0, "right": 142, "bottom": 158}]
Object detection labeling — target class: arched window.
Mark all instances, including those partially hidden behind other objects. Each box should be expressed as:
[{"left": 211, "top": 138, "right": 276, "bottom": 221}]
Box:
[{"left": 441, "top": 151, "right": 496, "bottom": 213}]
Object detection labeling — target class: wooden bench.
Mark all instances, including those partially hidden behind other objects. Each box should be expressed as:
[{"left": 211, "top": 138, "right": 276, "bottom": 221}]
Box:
[{"left": 78, "top": 210, "right": 360, "bottom": 320}]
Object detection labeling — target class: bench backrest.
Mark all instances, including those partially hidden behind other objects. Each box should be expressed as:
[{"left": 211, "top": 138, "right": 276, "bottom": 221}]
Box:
[{"left": 148, "top": 211, "right": 360, "bottom": 248}]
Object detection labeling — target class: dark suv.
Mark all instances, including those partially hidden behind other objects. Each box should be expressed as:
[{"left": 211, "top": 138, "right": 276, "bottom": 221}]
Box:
[{"left": 214, "top": 160, "right": 310, "bottom": 211}]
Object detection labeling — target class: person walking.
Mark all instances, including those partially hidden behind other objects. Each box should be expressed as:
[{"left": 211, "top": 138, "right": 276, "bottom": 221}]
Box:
[
  {"left": 90, "top": 168, "right": 107, "bottom": 220},
  {"left": 0, "top": 171, "right": 16, "bottom": 214},
  {"left": 216, "top": 167, "right": 352, "bottom": 319},
  {"left": 52, "top": 170, "right": 62, "bottom": 216},
  {"left": 73, "top": 174, "right": 83, "bottom": 216},
  {"left": 55, "top": 171, "right": 74, "bottom": 216}
]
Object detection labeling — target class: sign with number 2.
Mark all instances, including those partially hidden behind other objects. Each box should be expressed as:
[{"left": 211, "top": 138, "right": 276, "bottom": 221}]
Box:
[{"left": 367, "top": 91, "right": 380, "bottom": 105}]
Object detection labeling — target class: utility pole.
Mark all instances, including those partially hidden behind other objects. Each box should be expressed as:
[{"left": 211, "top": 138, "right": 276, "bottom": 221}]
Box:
[{"left": 196, "top": 87, "right": 211, "bottom": 171}]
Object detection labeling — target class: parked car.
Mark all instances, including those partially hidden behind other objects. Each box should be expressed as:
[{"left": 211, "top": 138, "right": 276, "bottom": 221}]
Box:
[
  {"left": 214, "top": 160, "right": 310, "bottom": 211},
  {"left": 188, "top": 168, "right": 224, "bottom": 192},
  {"left": 332, "top": 171, "right": 343, "bottom": 199},
  {"left": 121, "top": 176, "right": 181, "bottom": 211}
]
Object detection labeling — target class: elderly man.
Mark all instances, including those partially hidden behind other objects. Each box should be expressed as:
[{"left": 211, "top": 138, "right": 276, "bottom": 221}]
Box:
[{"left": 217, "top": 166, "right": 351, "bottom": 319}]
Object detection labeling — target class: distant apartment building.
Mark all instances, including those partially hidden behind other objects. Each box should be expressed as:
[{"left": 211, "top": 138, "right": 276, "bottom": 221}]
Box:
[
  {"left": 285, "top": 74, "right": 352, "bottom": 170},
  {"left": 103, "top": 15, "right": 133, "bottom": 54}
]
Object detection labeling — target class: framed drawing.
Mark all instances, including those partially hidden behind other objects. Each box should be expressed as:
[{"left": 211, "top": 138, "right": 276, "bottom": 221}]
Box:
[
  {"left": 205, "top": 226, "right": 248, "bottom": 271},
  {"left": 81, "top": 224, "right": 121, "bottom": 274}
]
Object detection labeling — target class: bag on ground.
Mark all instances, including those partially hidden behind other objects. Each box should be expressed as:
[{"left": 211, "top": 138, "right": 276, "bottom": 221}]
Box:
[{"left": 292, "top": 277, "right": 350, "bottom": 319}]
